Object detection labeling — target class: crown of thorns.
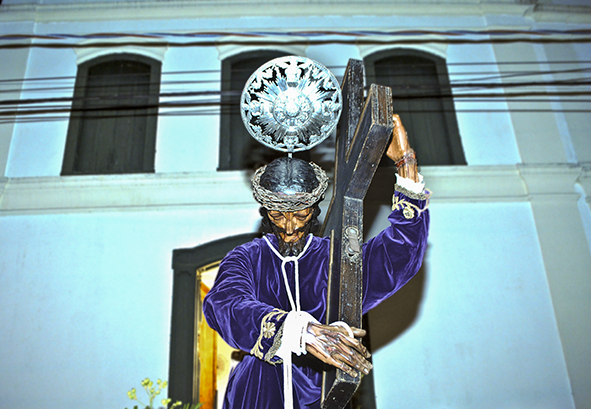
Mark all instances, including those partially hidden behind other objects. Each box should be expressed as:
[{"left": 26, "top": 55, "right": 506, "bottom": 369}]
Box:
[{"left": 252, "top": 162, "right": 329, "bottom": 212}]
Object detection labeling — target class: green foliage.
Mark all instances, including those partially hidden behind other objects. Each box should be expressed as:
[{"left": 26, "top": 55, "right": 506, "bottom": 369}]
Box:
[{"left": 125, "top": 378, "right": 202, "bottom": 409}]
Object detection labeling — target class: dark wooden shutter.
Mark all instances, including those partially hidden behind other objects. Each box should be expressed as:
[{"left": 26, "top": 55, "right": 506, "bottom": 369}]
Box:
[
  {"left": 366, "top": 51, "right": 465, "bottom": 166},
  {"left": 63, "top": 54, "right": 160, "bottom": 175}
]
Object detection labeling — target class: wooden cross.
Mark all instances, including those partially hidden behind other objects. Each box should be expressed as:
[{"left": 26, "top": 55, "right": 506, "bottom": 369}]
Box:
[{"left": 321, "top": 59, "right": 394, "bottom": 409}]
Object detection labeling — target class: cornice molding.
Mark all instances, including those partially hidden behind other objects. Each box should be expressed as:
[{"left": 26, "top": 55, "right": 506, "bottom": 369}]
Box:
[
  {"left": 517, "top": 163, "right": 582, "bottom": 202},
  {"left": 1, "top": 165, "right": 586, "bottom": 216},
  {"left": 366, "top": 165, "right": 530, "bottom": 206},
  {"left": 531, "top": 4, "right": 591, "bottom": 24},
  {"left": 0, "top": 171, "right": 257, "bottom": 215},
  {"left": 577, "top": 164, "right": 591, "bottom": 205},
  {"left": 2, "top": 1, "right": 588, "bottom": 24},
  {"left": 0, "top": 177, "right": 6, "bottom": 202}
]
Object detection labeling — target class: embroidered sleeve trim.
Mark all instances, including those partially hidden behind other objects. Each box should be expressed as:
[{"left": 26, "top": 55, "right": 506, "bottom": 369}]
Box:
[
  {"left": 265, "top": 318, "right": 287, "bottom": 363},
  {"left": 250, "top": 308, "right": 287, "bottom": 364},
  {"left": 392, "top": 187, "right": 431, "bottom": 219},
  {"left": 394, "top": 183, "right": 430, "bottom": 201}
]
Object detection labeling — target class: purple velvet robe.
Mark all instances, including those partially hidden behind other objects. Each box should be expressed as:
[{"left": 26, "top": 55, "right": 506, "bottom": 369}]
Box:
[{"left": 203, "top": 190, "right": 429, "bottom": 409}]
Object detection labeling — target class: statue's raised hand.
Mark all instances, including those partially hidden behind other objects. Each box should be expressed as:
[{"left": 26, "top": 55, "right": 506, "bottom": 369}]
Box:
[{"left": 386, "top": 114, "right": 419, "bottom": 182}]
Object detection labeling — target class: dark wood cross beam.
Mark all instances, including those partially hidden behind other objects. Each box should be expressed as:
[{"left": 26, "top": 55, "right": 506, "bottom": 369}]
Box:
[{"left": 321, "top": 59, "right": 394, "bottom": 409}]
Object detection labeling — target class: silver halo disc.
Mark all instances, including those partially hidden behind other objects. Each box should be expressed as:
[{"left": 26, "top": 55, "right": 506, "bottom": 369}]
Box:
[{"left": 240, "top": 56, "right": 342, "bottom": 153}]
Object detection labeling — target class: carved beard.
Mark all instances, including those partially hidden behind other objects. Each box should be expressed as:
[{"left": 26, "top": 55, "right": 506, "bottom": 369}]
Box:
[{"left": 270, "top": 221, "right": 312, "bottom": 257}]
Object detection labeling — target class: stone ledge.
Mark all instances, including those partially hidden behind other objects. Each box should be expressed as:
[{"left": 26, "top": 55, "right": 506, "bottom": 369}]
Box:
[
  {"left": 1, "top": 165, "right": 586, "bottom": 216},
  {"left": 366, "top": 165, "right": 530, "bottom": 206},
  {"left": 577, "top": 165, "right": 591, "bottom": 203},
  {"left": 518, "top": 163, "right": 582, "bottom": 198},
  {"left": 0, "top": 1, "right": 564, "bottom": 24},
  {"left": 0, "top": 171, "right": 255, "bottom": 215}
]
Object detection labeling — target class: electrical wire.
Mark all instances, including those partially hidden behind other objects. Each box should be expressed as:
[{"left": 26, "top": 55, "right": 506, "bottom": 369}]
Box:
[
  {"left": 0, "top": 50, "right": 590, "bottom": 123},
  {"left": 1, "top": 28, "right": 591, "bottom": 48}
]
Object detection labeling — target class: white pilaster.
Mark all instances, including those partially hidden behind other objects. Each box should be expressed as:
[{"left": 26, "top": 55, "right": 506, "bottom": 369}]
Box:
[
  {"left": 492, "top": 43, "right": 568, "bottom": 164},
  {"left": 0, "top": 45, "right": 31, "bottom": 177},
  {"left": 519, "top": 164, "right": 591, "bottom": 409}
]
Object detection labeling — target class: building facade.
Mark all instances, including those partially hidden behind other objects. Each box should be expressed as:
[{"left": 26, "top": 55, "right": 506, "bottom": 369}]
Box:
[{"left": 1, "top": 1, "right": 590, "bottom": 408}]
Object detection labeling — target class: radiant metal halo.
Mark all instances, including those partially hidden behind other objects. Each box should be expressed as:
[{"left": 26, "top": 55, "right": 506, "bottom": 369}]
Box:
[{"left": 240, "top": 56, "right": 342, "bottom": 153}]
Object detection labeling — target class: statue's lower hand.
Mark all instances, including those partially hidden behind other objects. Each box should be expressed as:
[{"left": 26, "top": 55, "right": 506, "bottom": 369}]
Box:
[{"left": 305, "top": 322, "right": 372, "bottom": 377}]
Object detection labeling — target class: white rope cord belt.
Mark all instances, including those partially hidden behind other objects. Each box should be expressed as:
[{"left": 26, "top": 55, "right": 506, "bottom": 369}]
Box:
[
  {"left": 264, "top": 234, "right": 355, "bottom": 409},
  {"left": 263, "top": 234, "right": 313, "bottom": 409},
  {"left": 264, "top": 234, "right": 314, "bottom": 312}
]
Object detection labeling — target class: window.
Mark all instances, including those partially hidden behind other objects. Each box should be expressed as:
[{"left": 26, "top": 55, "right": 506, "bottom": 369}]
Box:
[
  {"left": 218, "top": 50, "right": 310, "bottom": 170},
  {"left": 62, "top": 53, "right": 161, "bottom": 175},
  {"left": 365, "top": 49, "right": 465, "bottom": 165}
]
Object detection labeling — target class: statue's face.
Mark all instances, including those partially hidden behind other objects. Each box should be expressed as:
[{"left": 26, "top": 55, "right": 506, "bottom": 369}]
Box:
[{"left": 267, "top": 207, "right": 314, "bottom": 244}]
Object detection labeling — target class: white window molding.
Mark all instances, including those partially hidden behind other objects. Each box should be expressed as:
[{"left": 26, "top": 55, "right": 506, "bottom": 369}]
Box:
[{"left": 74, "top": 39, "right": 168, "bottom": 66}]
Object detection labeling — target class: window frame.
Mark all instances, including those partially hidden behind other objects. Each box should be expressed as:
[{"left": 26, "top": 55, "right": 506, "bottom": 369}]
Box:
[
  {"left": 62, "top": 53, "right": 161, "bottom": 175},
  {"left": 364, "top": 48, "right": 466, "bottom": 166}
]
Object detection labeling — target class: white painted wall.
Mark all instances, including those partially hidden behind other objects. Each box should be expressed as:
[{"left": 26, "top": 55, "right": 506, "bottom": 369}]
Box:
[
  {"left": 0, "top": 207, "right": 262, "bottom": 409},
  {"left": 368, "top": 202, "right": 574, "bottom": 409}
]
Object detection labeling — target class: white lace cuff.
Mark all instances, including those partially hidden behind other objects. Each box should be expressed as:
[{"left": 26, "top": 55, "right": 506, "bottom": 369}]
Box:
[
  {"left": 276, "top": 311, "right": 318, "bottom": 359},
  {"left": 395, "top": 173, "right": 425, "bottom": 195}
]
